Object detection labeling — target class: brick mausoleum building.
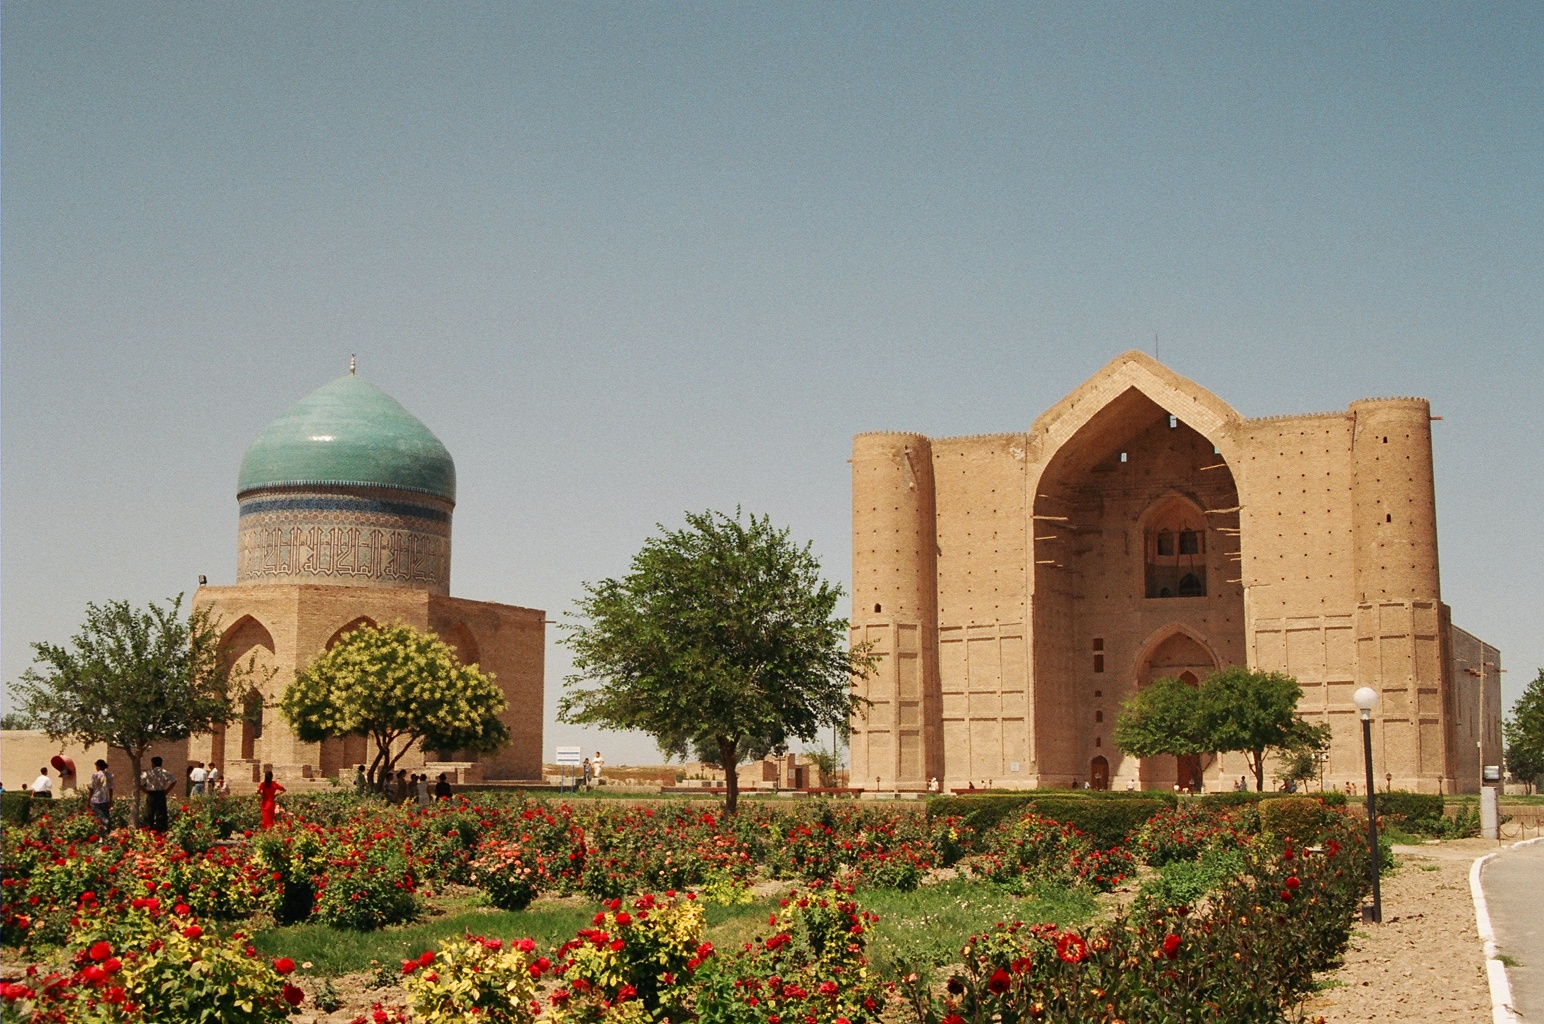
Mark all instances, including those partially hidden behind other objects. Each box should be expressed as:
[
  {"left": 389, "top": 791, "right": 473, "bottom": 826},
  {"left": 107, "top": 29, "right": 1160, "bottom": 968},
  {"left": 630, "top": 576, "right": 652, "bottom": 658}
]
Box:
[
  {"left": 189, "top": 370, "right": 545, "bottom": 788},
  {"left": 849, "top": 352, "right": 1500, "bottom": 795}
]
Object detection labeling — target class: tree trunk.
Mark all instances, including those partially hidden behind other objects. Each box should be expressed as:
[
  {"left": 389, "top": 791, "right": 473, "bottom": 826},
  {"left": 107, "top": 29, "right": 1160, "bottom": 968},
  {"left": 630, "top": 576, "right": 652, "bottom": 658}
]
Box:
[
  {"left": 126, "top": 748, "right": 145, "bottom": 828},
  {"left": 718, "top": 736, "right": 740, "bottom": 817},
  {"left": 1250, "top": 749, "right": 1265, "bottom": 792}
]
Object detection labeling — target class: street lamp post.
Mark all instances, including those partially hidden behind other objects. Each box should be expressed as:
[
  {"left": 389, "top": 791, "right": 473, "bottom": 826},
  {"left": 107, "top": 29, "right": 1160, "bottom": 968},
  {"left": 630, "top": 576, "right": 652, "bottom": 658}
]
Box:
[{"left": 1353, "top": 687, "right": 1382, "bottom": 923}]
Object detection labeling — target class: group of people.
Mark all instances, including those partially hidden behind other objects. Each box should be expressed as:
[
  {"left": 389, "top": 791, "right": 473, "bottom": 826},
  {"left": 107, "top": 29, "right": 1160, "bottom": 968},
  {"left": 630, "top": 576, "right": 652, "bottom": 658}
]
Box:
[
  {"left": 30, "top": 760, "right": 120, "bottom": 831},
  {"left": 185, "top": 761, "right": 226, "bottom": 797},
  {"left": 581, "top": 751, "right": 604, "bottom": 789},
  {"left": 356, "top": 765, "right": 454, "bottom": 807},
  {"left": 27, "top": 755, "right": 479, "bottom": 838}
]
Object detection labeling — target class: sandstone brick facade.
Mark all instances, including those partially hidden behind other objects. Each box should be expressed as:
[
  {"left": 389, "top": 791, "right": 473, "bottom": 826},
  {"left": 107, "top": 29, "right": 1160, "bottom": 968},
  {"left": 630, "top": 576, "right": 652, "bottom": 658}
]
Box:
[{"left": 850, "top": 352, "right": 1498, "bottom": 795}]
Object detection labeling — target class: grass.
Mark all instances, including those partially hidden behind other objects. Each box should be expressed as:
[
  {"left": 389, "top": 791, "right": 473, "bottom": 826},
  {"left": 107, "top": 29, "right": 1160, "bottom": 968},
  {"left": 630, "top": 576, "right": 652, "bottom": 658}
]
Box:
[
  {"left": 862, "top": 878, "right": 1097, "bottom": 976},
  {"left": 251, "top": 898, "right": 596, "bottom": 977},
  {"left": 1497, "top": 953, "right": 1521, "bottom": 968},
  {"left": 253, "top": 878, "right": 1098, "bottom": 979}
]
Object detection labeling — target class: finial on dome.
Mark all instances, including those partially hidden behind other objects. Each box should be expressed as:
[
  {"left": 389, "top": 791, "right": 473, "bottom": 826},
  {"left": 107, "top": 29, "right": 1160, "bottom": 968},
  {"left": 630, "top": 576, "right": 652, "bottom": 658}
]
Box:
[{"left": 350, "top": 354, "right": 356, "bottom": 375}]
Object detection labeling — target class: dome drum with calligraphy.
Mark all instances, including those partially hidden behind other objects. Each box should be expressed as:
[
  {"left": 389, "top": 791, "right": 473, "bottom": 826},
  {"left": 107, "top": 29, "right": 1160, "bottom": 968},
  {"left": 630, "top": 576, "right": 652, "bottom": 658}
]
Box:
[{"left": 235, "top": 374, "right": 456, "bottom": 594}]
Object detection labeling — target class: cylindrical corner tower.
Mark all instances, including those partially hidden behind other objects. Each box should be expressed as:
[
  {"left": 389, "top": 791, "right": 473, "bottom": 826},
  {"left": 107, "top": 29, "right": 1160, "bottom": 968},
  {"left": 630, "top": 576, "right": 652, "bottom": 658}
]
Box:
[
  {"left": 1349, "top": 397, "right": 1447, "bottom": 792},
  {"left": 235, "top": 374, "right": 456, "bottom": 594},
  {"left": 850, "top": 433, "right": 942, "bottom": 791},
  {"left": 1350, "top": 398, "right": 1440, "bottom": 603}
]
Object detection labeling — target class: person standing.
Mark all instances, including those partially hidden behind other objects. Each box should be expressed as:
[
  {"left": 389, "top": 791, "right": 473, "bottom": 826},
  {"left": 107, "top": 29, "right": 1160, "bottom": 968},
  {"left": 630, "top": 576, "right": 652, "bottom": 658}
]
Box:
[
  {"left": 257, "top": 770, "right": 285, "bottom": 829},
  {"left": 414, "top": 773, "right": 430, "bottom": 808},
  {"left": 434, "top": 772, "right": 452, "bottom": 800},
  {"left": 204, "top": 763, "right": 220, "bottom": 795},
  {"left": 190, "top": 762, "right": 208, "bottom": 796},
  {"left": 353, "top": 765, "right": 367, "bottom": 795},
  {"left": 395, "top": 769, "right": 410, "bottom": 805},
  {"left": 139, "top": 756, "right": 176, "bottom": 833},
  {"left": 30, "top": 768, "right": 52, "bottom": 800},
  {"left": 582, "top": 758, "right": 592, "bottom": 791},
  {"left": 592, "top": 751, "right": 604, "bottom": 786},
  {"left": 87, "top": 759, "right": 114, "bottom": 833}
]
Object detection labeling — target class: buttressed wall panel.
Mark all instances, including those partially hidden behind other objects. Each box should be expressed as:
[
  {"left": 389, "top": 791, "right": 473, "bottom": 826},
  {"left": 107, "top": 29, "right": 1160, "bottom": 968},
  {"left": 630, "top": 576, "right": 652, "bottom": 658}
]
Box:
[{"left": 851, "top": 352, "right": 1496, "bottom": 794}]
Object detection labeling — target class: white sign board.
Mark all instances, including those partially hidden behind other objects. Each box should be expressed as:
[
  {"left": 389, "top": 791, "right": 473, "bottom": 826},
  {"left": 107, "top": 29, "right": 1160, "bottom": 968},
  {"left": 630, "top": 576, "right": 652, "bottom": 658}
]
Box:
[{"left": 555, "top": 746, "right": 582, "bottom": 766}]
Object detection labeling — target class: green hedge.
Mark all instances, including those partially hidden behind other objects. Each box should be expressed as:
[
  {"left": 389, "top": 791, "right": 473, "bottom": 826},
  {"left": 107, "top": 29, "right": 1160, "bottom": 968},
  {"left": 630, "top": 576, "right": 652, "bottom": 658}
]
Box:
[
  {"left": 1, "top": 791, "right": 33, "bottom": 825},
  {"left": 928, "top": 791, "right": 1176, "bottom": 848},
  {"left": 1375, "top": 791, "right": 1444, "bottom": 829},
  {"left": 1194, "top": 791, "right": 1348, "bottom": 808}
]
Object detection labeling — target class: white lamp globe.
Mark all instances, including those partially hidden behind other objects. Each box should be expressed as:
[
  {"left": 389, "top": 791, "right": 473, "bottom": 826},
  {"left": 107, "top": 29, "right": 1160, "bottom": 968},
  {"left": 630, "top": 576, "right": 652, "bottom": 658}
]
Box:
[{"left": 1352, "top": 687, "right": 1378, "bottom": 712}]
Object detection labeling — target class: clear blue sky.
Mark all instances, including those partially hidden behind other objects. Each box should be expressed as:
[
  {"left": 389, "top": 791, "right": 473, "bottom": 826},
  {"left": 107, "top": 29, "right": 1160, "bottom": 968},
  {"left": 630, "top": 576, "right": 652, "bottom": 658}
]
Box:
[{"left": 4, "top": 4, "right": 1540, "bottom": 765}]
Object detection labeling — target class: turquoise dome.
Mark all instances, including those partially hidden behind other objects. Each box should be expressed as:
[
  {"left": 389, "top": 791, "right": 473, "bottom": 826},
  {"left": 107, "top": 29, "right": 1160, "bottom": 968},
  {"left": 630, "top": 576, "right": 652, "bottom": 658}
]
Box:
[{"left": 238, "top": 375, "right": 456, "bottom": 502}]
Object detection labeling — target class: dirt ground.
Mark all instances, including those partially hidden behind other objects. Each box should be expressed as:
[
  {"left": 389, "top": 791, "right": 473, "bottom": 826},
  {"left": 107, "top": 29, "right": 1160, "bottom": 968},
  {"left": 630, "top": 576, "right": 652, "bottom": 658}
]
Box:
[{"left": 1302, "top": 839, "right": 1496, "bottom": 1023}]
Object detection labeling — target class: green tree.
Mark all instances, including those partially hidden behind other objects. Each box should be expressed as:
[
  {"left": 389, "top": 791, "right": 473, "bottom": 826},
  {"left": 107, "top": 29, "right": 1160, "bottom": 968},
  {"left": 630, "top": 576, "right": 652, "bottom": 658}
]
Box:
[
  {"left": 0, "top": 710, "right": 38, "bottom": 730},
  {"left": 1274, "top": 720, "right": 1333, "bottom": 791},
  {"left": 1115, "top": 667, "right": 1321, "bottom": 792},
  {"left": 17, "top": 595, "right": 244, "bottom": 825},
  {"left": 1113, "top": 676, "right": 1208, "bottom": 761},
  {"left": 279, "top": 621, "right": 509, "bottom": 788},
  {"left": 559, "top": 509, "right": 874, "bottom": 815},
  {"left": 1504, "top": 669, "right": 1544, "bottom": 793},
  {"left": 1196, "top": 666, "right": 1313, "bottom": 792}
]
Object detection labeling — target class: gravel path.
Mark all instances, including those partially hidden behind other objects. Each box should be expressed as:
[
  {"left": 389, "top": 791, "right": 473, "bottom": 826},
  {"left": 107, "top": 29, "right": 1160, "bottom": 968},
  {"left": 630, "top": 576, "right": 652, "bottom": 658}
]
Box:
[{"left": 1304, "top": 839, "right": 1498, "bottom": 1023}]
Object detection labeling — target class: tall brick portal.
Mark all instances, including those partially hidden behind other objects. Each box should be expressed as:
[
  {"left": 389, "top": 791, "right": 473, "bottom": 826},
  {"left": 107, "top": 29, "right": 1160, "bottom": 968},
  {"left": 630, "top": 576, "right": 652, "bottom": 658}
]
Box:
[{"left": 850, "top": 352, "right": 1500, "bottom": 795}]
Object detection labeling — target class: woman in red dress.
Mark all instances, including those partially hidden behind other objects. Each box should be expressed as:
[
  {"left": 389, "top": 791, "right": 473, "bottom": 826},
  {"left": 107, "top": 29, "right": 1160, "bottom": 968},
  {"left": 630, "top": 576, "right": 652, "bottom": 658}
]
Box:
[{"left": 257, "top": 769, "right": 285, "bottom": 829}]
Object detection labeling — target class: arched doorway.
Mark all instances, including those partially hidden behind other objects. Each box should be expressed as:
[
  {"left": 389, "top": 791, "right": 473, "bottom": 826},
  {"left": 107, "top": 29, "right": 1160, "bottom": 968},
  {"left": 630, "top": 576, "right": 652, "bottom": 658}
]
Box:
[
  {"left": 1089, "top": 756, "right": 1109, "bottom": 791},
  {"left": 218, "top": 616, "right": 276, "bottom": 772},
  {"left": 320, "top": 617, "right": 377, "bottom": 776},
  {"left": 1136, "top": 630, "right": 1218, "bottom": 791}
]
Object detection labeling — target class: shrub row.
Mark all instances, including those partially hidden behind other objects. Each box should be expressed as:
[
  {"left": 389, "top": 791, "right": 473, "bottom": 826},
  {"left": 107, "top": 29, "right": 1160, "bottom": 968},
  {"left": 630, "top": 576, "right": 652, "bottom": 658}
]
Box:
[{"left": 928, "top": 792, "right": 1175, "bottom": 846}]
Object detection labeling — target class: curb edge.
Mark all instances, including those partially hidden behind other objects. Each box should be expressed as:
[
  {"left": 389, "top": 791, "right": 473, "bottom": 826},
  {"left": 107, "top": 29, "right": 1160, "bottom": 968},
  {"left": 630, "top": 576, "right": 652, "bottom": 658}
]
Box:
[{"left": 1471, "top": 835, "right": 1544, "bottom": 1024}]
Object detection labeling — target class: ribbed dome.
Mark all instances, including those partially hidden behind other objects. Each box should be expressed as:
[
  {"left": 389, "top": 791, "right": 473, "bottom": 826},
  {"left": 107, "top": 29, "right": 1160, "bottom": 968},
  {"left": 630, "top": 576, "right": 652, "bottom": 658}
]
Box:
[{"left": 238, "top": 375, "right": 456, "bottom": 501}]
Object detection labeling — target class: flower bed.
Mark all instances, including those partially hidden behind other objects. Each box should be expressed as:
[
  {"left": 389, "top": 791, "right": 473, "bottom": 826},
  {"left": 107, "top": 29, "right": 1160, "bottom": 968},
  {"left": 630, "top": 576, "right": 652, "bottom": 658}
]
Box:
[{"left": 4, "top": 791, "right": 1376, "bottom": 1024}]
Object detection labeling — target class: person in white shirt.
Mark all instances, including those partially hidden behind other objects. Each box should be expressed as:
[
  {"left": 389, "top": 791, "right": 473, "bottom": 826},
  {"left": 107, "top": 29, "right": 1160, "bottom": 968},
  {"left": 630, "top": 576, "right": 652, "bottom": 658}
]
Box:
[
  {"left": 190, "top": 763, "right": 208, "bottom": 796},
  {"left": 204, "top": 764, "right": 220, "bottom": 794},
  {"left": 592, "top": 751, "right": 604, "bottom": 785},
  {"left": 30, "top": 769, "right": 52, "bottom": 799}
]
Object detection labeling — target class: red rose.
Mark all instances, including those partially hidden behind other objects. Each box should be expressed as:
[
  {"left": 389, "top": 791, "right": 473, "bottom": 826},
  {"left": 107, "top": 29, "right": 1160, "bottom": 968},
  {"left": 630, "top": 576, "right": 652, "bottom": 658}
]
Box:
[
  {"left": 182, "top": 925, "right": 203, "bottom": 940},
  {"left": 615, "top": 912, "right": 632, "bottom": 926},
  {"left": 401, "top": 961, "right": 417, "bottom": 975},
  {"left": 273, "top": 957, "right": 296, "bottom": 975},
  {"left": 89, "top": 942, "right": 113, "bottom": 962},
  {"left": 517, "top": 938, "right": 536, "bottom": 953},
  {"left": 1280, "top": 890, "right": 1293, "bottom": 903},
  {"left": 103, "top": 958, "right": 122, "bottom": 975},
  {"left": 1162, "top": 934, "right": 1181, "bottom": 959},
  {"left": 987, "top": 968, "right": 1012, "bottom": 994},
  {"left": 1285, "top": 876, "right": 1300, "bottom": 890},
  {"left": 281, "top": 983, "right": 304, "bottom": 1006},
  {"left": 418, "top": 951, "right": 435, "bottom": 968}
]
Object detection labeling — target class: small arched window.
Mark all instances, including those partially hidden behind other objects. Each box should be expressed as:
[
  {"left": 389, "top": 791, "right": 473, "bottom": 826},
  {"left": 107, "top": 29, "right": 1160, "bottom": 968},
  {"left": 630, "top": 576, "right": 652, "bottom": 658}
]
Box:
[{"left": 1145, "top": 497, "right": 1207, "bottom": 599}]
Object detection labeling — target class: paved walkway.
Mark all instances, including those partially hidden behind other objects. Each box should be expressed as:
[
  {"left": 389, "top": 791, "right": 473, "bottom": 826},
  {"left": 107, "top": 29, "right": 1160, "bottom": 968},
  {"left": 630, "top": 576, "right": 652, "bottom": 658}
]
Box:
[{"left": 1482, "top": 840, "right": 1544, "bottom": 1020}]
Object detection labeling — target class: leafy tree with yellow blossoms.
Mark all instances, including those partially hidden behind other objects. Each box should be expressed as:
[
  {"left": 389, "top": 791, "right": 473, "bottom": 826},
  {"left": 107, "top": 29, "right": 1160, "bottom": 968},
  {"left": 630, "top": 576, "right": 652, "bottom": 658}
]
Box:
[{"left": 279, "top": 622, "right": 508, "bottom": 789}]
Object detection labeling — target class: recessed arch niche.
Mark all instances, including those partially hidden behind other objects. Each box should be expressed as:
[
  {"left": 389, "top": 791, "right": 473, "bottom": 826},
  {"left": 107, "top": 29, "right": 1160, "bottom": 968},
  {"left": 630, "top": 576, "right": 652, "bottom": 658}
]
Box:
[{"left": 218, "top": 615, "right": 276, "bottom": 768}]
